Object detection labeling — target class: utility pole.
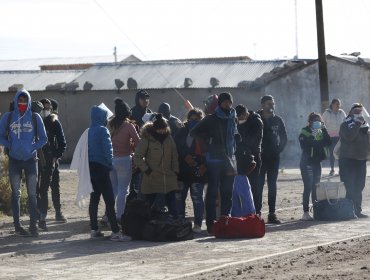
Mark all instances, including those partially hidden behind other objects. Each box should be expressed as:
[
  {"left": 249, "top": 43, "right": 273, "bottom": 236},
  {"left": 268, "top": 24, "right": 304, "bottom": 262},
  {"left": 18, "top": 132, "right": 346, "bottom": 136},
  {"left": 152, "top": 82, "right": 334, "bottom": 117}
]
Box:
[
  {"left": 113, "top": 46, "right": 117, "bottom": 64},
  {"left": 294, "top": 0, "right": 298, "bottom": 59},
  {"left": 315, "top": 0, "right": 329, "bottom": 113}
]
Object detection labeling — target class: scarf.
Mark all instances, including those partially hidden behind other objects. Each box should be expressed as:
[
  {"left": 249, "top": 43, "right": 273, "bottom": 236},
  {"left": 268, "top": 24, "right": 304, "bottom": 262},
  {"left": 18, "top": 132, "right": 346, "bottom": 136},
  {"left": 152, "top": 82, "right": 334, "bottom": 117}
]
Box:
[{"left": 215, "top": 106, "right": 237, "bottom": 157}]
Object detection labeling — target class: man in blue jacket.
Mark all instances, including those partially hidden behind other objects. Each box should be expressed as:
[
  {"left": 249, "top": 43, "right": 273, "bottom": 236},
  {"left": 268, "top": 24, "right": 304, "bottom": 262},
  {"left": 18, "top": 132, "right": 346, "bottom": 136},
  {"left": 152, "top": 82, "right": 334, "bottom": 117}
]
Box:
[{"left": 0, "top": 89, "right": 47, "bottom": 236}]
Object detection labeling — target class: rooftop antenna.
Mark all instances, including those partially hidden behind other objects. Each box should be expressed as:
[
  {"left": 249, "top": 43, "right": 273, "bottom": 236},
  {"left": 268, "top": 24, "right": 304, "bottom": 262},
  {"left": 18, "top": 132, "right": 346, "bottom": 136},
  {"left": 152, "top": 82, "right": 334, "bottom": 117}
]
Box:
[
  {"left": 113, "top": 46, "right": 117, "bottom": 63},
  {"left": 294, "top": 0, "right": 299, "bottom": 59}
]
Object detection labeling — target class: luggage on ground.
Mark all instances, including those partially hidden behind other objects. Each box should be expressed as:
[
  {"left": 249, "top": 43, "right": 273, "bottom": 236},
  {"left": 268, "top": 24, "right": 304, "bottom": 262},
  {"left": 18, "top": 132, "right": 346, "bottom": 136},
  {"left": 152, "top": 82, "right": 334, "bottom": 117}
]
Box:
[{"left": 313, "top": 198, "right": 356, "bottom": 221}]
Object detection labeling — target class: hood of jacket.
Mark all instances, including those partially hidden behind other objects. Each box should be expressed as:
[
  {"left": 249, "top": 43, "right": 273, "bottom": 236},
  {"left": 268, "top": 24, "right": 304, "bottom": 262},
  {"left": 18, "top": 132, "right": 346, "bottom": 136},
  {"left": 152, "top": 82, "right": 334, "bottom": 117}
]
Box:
[
  {"left": 90, "top": 106, "right": 108, "bottom": 127},
  {"left": 14, "top": 89, "right": 32, "bottom": 119},
  {"left": 141, "top": 122, "right": 171, "bottom": 140},
  {"left": 135, "top": 90, "right": 150, "bottom": 107},
  {"left": 158, "top": 103, "right": 171, "bottom": 120}
]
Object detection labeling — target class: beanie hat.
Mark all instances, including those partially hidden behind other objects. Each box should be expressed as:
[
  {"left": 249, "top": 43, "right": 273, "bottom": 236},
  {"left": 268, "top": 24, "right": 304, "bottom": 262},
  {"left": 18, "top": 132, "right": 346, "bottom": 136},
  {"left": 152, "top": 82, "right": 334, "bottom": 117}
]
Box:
[
  {"left": 40, "top": 98, "right": 51, "bottom": 106},
  {"left": 114, "top": 97, "right": 131, "bottom": 119},
  {"left": 49, "top": 98, "right": 58, "bottom": 113},
  {"left": 158, "top": 103, "right": 171, "bottom": 119},
  {"left": 152, "top": 113, "right": 168, "bottom": 130},
  {"left": 235, "top": 104, "right": 247, "bottom": 117},
  {"left": 350, "top": 103, "right": 363, "bottom": 112},
  {"left": 217, "top": 92, "right": 233, "bottom": 106},
  {"left": 31, "top": 101, "right": 44, "bottom": 114},
  {"left": 261, "top": 95, "right": 274, "bottom": 104}
]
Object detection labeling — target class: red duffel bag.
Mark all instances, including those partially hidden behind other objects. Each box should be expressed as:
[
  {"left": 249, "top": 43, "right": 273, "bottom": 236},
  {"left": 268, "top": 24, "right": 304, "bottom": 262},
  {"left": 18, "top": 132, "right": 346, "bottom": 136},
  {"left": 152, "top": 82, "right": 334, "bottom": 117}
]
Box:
[{"left": 212, "top": 214, "right": 265, "bottom": 238}]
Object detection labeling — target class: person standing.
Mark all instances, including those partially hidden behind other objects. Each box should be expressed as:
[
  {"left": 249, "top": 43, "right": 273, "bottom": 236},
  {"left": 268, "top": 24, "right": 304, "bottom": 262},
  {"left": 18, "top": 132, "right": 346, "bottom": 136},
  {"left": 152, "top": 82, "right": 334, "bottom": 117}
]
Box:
[
  {"left": 158, "top": 102, "right": 183, "bottom": 136},
  {"left": 257, "top": 95, "right": 287, "bottom": 224},
  {"left": 134, "top": 113, "right": 179, "bottom": 217},
  {"left": 322, "top": 98, "right": 346, "bottom": 176},
  {"left": 37, "top": 99, "right": 67, "bottom": 230},
  {"left": 299, "top": 113, "right": 331, "bottom": 220},
  {"left": 88, "top": 105, "right": 129, "bottom": 241},
  {"left": 0, "top": 89, "right": 47, "bottom": 236},
  {"left": 339, "top": 103, "right": 369, "bottom": 218},
  {"left": 175, "top": 108, "right": 207, "bottom": 233},
  {"left": 109, "top": 98, "right": 140, "bottom": 220},
  {"left": 235, "top": 104, "right": 263, "bottom": 210},
  {"left": 130, "top": 90, "right": 152, "bottom": 128},
  {"left": 191, "top": 92, "right": 238, "bottom": 234}
]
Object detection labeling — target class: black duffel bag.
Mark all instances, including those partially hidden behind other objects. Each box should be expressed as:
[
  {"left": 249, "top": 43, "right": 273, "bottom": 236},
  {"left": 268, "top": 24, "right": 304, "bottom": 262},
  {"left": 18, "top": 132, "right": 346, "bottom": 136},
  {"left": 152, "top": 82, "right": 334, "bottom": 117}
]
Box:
[{"left": 313, "top": 198, "right": 356, "bottom": 221}]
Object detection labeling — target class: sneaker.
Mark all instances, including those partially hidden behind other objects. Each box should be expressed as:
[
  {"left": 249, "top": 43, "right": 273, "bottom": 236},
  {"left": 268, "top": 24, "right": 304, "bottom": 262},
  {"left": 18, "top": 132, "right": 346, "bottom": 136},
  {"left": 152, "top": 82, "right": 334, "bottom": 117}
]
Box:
[
  {"left": 38, "top": 220, "right": 48, "bottom": 231},
  {"left": 356, "top": 213, "right": 368, "bottom": 219},
  {"left": 100, "top": 215, "right": 109, "bottom": 227},
  {"left": 29, "top": 228, "right": 39, "bottom": 237},
  {"left": 329, "top": 169, "right": 335, "bottom": 176},
  {"left": 90, "top": 230, "right": 104, "bottom": 238},
  {"left": 15, "top": 226, "right": 30, "bottom": 236},
  {"left": 193, "top": 224, "right": 202, "bottom": 234},
  {"left": 267, "top": 213, "right": 281, "bottom": 224},
  {"left": 55, "top": 212, "right": 67, "bottom": 223},
  {"left": 206, "top": 225, "right": 213, "bottom": 236},
  {"left": 301, "top": 212, "right": 314, "bottom": 221},
  {"left": 110, "top": 232, "right": 131, "bottom": 242}
]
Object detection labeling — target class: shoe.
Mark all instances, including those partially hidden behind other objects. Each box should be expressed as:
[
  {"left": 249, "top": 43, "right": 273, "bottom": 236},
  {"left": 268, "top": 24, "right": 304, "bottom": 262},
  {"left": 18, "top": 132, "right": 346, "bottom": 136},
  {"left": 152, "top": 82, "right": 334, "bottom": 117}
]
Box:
[
  {"left": 38, "top": 220, "right": 48, "bottom": 231},
  {"left": 206, "top": 225, "right": 213, "bottom": 236},
  {"left": 15, "top": 226, "right": 30, "bottom": 236},
  {"left": 193, "top": 224, "right": 202, "bottom": 234},
  {"left": 356, "top": 213, "right": 368, "bottom": 219},
  {"left": 90, "top": 230, "right": 104, "bottom": 238},
  {"left": 55, "top": 212, "right": 67, "bottom": 223},
  {"left": 29, "top": 228, "right": 39, "bottom": 237},
  {"left": 301, "top": 212, "right": 314, "bottom": 221},
  {"left": 100, "top": 215, "right": 109, "bottom": 227},
  {"left": 110, "top": 231, "right": 131, "bottom": 242},
  {"left": 268, "top": 213, "right": 281, "bottom": 224},
  {"left": 329, "top": 169, "right": 335, "bottom": 176}
]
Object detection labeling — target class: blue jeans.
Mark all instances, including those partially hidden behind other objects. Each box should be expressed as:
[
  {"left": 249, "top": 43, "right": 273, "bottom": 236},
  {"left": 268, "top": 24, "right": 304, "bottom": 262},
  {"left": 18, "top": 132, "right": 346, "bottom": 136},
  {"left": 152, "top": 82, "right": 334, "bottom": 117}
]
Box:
[
  {"left": 176, "top": 181, "right": 205, "bottom": 226},
  {"left": 258, "top": 156, "right": 280, "bottom": 214},
  {"left": 110, "top": 156, "right": 132, "bottom": 219},
  {"left": 300, "top": 159, "right": 321, "bottom": 212},
  {"left": 206, "top": 161, "right": 235, "bottom": 229},
  {"left": 9, "top": 157, "right": 38, "bottom": 230}
]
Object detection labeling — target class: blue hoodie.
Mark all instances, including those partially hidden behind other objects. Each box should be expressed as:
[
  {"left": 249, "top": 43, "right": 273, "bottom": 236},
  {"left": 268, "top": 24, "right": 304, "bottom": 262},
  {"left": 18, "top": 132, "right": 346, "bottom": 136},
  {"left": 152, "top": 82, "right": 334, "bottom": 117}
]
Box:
[
  {"left": 0, "top": 89, "right": 47, "bottom": 161},
  {"left": 88, "top": 106, "right": 113, "bottom": 170}
]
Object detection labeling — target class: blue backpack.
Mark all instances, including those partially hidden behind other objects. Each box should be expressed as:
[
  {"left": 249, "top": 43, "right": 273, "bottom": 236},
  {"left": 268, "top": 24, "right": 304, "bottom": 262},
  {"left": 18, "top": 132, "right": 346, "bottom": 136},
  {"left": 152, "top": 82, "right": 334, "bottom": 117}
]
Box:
[{"left": 231, "top": 175, "right": 256, "bottom": 217}]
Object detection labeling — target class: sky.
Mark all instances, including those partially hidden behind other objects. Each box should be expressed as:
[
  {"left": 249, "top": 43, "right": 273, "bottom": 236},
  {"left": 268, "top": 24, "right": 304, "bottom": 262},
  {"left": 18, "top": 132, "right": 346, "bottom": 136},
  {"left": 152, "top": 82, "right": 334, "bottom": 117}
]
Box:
[{"left": 1, "top": 0, "right": 370, "bottom": 61}]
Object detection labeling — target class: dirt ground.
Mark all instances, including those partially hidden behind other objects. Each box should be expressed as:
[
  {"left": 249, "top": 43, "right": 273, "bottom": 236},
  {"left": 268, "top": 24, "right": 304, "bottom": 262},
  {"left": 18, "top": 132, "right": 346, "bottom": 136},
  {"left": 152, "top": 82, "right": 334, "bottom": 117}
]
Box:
[{"left": 0, "top": 163, "right": 370, "bottom": 280}]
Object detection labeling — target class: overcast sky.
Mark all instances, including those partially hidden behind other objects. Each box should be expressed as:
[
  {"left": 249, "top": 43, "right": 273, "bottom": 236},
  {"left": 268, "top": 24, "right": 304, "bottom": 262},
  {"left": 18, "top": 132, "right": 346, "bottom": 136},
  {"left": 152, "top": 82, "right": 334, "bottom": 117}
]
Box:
[{"left": 1, "top": 0, "right": 370, "bottom": 61}]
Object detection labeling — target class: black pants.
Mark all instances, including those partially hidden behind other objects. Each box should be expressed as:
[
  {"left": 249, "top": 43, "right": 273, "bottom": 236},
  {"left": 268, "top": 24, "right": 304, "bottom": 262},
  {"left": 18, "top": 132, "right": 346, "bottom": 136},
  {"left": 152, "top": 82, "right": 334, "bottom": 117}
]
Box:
[
  {"left": 89, "top": 162, "right": 119, "bottom": 233},
  {"left": 300, "top": 159, "right": 321, "bottom": 212},
  {"left": 258, "top": 156, "right": 280, "bottom": 214},
  {"left": 247, "top": 156, "right": 261, "bottom": 214},
  {"left": 339, "top": 158, "right": 367, "bottom": 215},
  {"left": 143, "top": 191, "right": 178, "bottom": 218},
  {"left": 37, "top": 155, "right": 61, "bottom": 219}
]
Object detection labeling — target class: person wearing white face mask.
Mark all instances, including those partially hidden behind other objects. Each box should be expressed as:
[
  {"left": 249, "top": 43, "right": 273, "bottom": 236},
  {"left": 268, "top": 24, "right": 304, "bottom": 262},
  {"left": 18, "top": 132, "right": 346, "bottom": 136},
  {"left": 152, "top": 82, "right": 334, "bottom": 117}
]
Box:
[
  {"left": 339, "top": 103, "right": 370, "bottom": 218},
  {"left": 37, "top": 98, "right": 67, "bottom": 231},
  {"left": 299, "top": 113, "right": 331, "bottom": 221}
]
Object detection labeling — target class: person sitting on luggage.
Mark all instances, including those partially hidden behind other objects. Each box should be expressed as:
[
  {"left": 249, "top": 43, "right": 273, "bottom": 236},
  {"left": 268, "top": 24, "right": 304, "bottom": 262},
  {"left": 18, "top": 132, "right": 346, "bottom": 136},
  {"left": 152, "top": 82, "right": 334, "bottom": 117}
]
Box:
[
  {"left": 134, "top": 113, "right": 179, "bottom": 218},
  {"left": 174, "top": 108, "right": 207, "bottom": 233},
  {"left": 339, "top": 103, "right": 370, "bottom": 218},
  {"left": 299, "top": 112, "right": 331, "bottom": 220}
]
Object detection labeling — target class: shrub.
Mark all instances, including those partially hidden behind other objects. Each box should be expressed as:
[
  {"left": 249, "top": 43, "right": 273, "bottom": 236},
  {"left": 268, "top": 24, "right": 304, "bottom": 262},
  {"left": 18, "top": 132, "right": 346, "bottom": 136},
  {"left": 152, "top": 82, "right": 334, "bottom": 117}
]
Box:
[{"left": 0, "top": 154, "right": 29, "bottom": 215}]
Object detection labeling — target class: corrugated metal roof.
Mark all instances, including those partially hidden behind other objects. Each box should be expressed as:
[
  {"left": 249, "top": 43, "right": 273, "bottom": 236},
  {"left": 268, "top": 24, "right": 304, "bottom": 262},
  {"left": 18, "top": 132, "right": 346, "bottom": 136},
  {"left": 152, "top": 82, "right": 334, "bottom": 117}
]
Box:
[
  {"left": 0, "top": 70, "right": 85, "bottom": 92},
  {"left": 0, "top": 55, "right": 140, "bottom": 71},
  {"left": 74, "top": 60, "right": 288, "bottom": 90}
]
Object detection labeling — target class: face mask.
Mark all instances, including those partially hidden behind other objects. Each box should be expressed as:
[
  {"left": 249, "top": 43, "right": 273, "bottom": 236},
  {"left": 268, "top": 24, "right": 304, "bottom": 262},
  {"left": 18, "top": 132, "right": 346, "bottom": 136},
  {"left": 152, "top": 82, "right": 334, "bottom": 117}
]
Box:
[
  {"left": 41, "top": 110, "right": 51, "bottom": 118},
  {"left": 312, "top": 121, "right": 322, "bottom": 130},
  {"left": 188, "top": 120, "right": 199, "bottom": 129},
  {"left": 18, "top": 103, "right": 27, "bottom": 114},
  {"left": 238, "top": 119, "right": 247, "bottom": 125}
]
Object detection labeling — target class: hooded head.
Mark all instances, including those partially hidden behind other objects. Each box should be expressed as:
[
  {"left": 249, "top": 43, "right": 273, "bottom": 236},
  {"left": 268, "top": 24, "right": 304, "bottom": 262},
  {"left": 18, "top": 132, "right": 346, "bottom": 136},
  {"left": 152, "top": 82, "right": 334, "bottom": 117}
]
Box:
[
  {"left": 14, "top": 89, "right": 31, "bottom": 117},
  {"left": 135, "top": 90, "right": 150, "bottom": 107},
  {"left": 158, "top": 103, "right": 171, "bottom": 120},
  {"left": 49, "top": 98, "right": 58, "bottom": 113},
  {"left": 204, "top": 94, "right": 218, "bottom": 115},
  {"left": 91, "top": 105, "right": 109, "bottom": 127}
]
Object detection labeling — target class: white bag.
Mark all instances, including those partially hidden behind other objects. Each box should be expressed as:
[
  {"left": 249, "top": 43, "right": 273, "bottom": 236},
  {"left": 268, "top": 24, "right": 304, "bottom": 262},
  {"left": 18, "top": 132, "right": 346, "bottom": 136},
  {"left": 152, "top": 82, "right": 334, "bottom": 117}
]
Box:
[{"left": 316, "top": 180, "right": 346, "bottom": 203}]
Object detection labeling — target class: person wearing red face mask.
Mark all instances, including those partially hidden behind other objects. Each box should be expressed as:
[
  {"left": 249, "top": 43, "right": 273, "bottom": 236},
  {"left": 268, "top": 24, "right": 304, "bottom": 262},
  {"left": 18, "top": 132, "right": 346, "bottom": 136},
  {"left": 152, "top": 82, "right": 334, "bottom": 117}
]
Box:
[{"left": 0, "top": 90, "right": 47, "bottom": 237}]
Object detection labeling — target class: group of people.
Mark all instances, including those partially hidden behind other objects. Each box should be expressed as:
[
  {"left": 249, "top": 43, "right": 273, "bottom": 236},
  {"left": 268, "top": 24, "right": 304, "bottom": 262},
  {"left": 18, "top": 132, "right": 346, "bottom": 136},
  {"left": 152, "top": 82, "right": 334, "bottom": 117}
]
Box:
[
  {"left": 0, "top": 88, "right": 368, "bottom": 241},
  {"left": 0, "top": 90, "right": 67, "bottom": 236}
]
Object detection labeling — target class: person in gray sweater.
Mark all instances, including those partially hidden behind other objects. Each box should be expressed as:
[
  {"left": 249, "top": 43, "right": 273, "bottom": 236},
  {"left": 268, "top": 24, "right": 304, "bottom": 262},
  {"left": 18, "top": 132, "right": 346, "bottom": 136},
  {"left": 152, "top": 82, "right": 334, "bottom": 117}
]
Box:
[{"left": 339, "top": 103, "right": 369, "bottom": 218}]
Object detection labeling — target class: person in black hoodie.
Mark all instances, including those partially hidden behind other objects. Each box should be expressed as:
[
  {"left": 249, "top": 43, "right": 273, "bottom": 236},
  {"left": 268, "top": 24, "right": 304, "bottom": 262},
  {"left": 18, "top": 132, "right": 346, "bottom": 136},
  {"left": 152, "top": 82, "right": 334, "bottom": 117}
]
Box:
[
  {"left": 130, "top": 90, "right": 152, "bottom": 128},
  {"left": 191, "top": 92, "right": 238, "bottom": 234},
  {"left": 257, "top": 95, "right": 287, "bottom": 224},
  {"left": 235, "top": 104, "right": 263, "bottom": 211},
  {"left": 37, "top": 98, "right": 67, "bottom": 230},
  {"left": 158, "top": 102, "right": 183, "bottom": 136},
  {"left": 299, "top": 112, "right": 331, "bottom": 220},
  {"left": 175, "top": 108, "right": 207, "bottom": 233}
]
